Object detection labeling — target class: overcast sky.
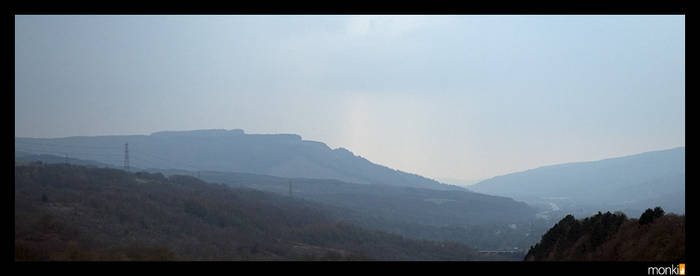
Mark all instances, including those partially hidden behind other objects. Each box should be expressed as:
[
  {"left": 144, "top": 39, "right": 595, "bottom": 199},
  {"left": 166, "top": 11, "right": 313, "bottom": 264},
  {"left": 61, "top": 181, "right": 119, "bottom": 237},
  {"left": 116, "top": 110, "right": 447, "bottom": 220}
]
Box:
[{"left": 15, "top": 15, "right": 685, "bottom": 180}]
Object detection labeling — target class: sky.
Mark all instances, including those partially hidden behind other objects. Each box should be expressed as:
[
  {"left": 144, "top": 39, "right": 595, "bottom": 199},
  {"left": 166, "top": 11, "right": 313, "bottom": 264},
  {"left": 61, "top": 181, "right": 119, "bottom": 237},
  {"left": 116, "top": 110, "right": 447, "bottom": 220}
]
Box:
[{"left": 15, "top": 15, "right": 685, "bottom": 181}]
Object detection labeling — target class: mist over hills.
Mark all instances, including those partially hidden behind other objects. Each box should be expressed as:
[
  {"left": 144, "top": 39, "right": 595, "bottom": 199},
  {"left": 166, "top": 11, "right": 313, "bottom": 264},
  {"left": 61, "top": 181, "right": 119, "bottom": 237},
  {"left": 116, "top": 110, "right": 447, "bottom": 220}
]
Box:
[
  {"left": 15, "top": 163, "right": 481, "bottom": 261},
  {"left": 176, "top": 169, "right": 540, "bottom": 250},
  {"left": 469, "top": 147, "right": 685, "bottom": 218},
  {"left": 15, "top": 130, "right": 685, "bottom": 256},
  {"left": 16, "top": 152, "right": 541, "bottom": 253},
  {"left": 15, "top": 129, "right": 461, "bottom": 191}
]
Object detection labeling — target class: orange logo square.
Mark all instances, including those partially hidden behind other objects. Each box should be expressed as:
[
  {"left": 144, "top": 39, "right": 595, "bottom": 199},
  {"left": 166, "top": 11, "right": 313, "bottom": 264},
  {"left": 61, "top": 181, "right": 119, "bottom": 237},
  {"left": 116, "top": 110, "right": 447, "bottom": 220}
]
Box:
[{"left": 680, "top": 264, "right": 685, "bottom": 275}]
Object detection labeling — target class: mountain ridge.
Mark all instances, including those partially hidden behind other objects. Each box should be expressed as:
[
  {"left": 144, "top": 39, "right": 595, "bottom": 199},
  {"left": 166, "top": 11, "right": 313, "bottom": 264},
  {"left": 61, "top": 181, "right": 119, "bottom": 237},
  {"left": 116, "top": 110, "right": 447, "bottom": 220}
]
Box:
[
  {"left": 469, "top": 147, "right": 685, "bottom": 217},
  {"left": 15, "top": 129, "right": 462, "bottom": 191}
]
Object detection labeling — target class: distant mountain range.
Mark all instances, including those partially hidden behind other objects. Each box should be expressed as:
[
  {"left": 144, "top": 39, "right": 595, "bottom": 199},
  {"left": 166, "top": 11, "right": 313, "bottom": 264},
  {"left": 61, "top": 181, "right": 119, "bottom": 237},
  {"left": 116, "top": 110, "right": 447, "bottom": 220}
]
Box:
[
  {"left": 15, "top": 131, "right": 686, "bottom": 259},
  {"left": 15, "top": 129, "right": 461, "bottom": 191},
  {"left": 469, "top": 147, "right": 685, "bottom": 217}
]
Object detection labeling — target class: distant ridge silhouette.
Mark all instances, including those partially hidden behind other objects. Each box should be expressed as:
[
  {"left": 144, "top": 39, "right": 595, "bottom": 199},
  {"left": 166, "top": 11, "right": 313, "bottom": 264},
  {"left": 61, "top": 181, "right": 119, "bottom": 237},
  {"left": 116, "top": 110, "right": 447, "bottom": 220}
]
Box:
[{"left": 15, "top": 129, "right": 462, "bottom": 191}]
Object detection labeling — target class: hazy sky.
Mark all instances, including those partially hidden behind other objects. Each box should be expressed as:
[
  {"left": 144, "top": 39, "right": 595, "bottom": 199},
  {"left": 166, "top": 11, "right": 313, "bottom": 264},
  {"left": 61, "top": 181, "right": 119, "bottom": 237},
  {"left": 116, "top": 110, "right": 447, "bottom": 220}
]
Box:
[{"left": 15, "top": 15, "right": 685, "bottom": 180}]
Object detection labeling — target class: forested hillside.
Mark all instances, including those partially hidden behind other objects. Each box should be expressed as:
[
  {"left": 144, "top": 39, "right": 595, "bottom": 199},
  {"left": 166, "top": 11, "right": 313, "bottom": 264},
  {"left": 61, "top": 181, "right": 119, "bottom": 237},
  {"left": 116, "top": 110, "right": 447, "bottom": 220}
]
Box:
[
  {"left": 14, "top": 163, "right": 479, "bottom": 261},
  {"left": 524, "top": 208, "right": 685, "bottom": 261},
  {"left": 186, "top": 169, "right": 541, "bottom": 251},
  {"left": 15, "top": 152, "right": 542, "bottom": 253}
]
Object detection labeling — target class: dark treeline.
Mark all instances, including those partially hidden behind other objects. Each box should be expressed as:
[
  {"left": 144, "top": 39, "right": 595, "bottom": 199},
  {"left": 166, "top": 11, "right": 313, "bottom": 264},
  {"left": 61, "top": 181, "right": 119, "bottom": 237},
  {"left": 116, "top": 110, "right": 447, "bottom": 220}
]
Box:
[
  {"left": 14, "top": 163, "right": 479, "bottom": 261},
  {"left": 524, "top": 207, "right": 685, "bottom": 261}
]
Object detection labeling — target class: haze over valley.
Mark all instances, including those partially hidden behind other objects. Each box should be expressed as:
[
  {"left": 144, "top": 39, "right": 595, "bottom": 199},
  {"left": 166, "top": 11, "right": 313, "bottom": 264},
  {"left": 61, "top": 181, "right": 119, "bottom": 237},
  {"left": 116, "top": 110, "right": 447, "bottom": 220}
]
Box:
[
  {"left": 15, "top": 129, "right": 685, "bottom": 257},
  {"left": 14, "top": 14, "right": 684, "bottom": 262}
]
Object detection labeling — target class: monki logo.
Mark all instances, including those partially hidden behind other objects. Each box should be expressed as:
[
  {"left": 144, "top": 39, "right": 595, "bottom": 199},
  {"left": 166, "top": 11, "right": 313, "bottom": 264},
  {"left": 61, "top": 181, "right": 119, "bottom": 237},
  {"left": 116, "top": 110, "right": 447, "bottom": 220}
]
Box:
[{"left": 648, "top": 264, "right": 685, "bottom": 275}]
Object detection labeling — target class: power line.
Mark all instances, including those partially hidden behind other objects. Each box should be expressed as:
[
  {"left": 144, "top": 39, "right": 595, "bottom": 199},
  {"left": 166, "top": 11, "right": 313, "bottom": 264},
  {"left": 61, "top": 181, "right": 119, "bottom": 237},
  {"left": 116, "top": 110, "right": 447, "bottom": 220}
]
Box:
[
  {"left": 133, "top": 147, "right": 203, "bottom": 171},
  {"left": 15, "top": 149, "right": 120, "bottom": 159},
  {"left": 14, "top": 148, "right": 123, "bottom": 167},
  {"left": 17, "top": 140, "right": 207, "bottom": 174},
  {"left": 124, "top": 143, "right": 129, "bottom": 172},
  {"left": 130, "top": 154, "right": 167, "bottom": 169},
  {"left": 15, "top": 144, "right": 122, "bottom": 156},
  {"left": 15, "top": 140, "right": 123, "bottom": 150}
]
